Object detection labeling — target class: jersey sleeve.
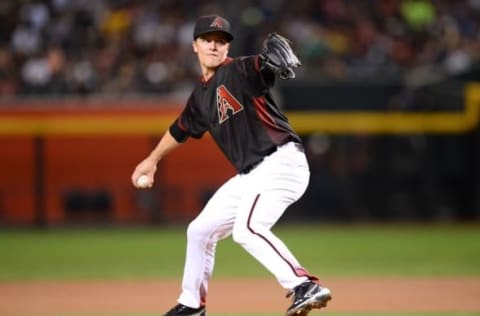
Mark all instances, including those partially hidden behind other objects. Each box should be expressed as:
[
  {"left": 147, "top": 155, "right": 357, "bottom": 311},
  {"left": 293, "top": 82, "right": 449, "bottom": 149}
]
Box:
[
  {"left": 169, "top": 118, "right": 188, "bottom": 143},
  {"left": 236, "top": 55, "right": 275, "bottom": 91},
  {"left": 169, "top": 93, "right": 208, "bottom": 142}
]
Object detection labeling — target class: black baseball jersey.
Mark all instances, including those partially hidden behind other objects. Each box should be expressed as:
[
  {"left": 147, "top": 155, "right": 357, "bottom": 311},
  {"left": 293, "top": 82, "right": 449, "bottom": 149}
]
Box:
[{"left": 169, "top": 55, "right": 301, "bottom": 173}]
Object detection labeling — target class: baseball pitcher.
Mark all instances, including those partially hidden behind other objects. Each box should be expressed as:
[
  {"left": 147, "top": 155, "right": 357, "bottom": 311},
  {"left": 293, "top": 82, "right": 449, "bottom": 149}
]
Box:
[{"left": 131, "top": 14, "right": 331, "bottom": 316}]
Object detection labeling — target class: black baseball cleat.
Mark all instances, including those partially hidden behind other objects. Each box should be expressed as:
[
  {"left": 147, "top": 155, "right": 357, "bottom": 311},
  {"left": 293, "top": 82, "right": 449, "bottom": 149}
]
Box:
[
  {"left": 164, "top": 303, "right": 206, "bottom": 316},
  {"left": 286, "top": 281, "right": 332, "bottom": 316}
]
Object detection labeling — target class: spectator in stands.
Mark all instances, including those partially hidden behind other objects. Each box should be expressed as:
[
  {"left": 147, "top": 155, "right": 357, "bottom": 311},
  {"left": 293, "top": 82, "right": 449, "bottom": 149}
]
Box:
[{"left": 1, "top": 0, "right": 479, "bottom": 97}]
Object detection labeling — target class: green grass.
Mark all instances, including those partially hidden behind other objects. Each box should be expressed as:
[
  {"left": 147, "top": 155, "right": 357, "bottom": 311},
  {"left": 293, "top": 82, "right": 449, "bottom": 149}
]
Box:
[
  {"left": 273, "top": 223, "right": 480, "bottom": 276},
  {"left": 0, "top": 224, "right": 479, "bottom": 281}
]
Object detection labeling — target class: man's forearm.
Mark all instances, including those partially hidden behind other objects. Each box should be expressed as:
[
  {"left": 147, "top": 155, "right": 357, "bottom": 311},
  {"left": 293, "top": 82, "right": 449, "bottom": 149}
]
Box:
[{"left": 148, "top": 129, "right": 182, "bottom": 163}]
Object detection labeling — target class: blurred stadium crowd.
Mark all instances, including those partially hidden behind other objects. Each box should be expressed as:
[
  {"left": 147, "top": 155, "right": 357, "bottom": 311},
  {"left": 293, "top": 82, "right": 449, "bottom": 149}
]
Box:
[{"left": 1, "top": 0, "right": 480, "bottom": 97}]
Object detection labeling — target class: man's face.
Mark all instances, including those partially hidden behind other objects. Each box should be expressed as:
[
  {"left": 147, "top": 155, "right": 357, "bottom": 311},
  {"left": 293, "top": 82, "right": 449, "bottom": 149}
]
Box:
[{"left": 193, "top": 32, "right": 230, "bottom": 70}]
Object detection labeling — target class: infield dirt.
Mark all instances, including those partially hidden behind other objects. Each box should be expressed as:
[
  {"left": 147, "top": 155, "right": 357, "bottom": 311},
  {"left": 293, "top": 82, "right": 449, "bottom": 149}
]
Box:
[{"left": 1, "top": 277, "right": 479, "bottom": 315}]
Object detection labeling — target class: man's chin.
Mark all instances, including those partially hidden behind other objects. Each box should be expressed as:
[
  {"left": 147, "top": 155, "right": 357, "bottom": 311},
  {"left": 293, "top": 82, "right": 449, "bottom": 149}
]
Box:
[{"left": 206, "top": 61, "right": 223, "bottom": 68}]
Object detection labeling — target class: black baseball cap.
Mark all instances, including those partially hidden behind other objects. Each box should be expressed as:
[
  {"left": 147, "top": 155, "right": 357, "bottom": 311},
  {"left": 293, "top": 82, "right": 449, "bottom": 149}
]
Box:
[{"left": 193, "top": 15, "right": 234, "bottom": 42}]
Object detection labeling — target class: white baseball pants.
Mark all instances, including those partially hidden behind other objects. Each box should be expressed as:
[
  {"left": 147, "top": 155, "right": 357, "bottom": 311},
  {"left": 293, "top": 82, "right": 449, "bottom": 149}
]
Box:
[{"left": 177, "top": 142, "right": 312, "bottom": 308}]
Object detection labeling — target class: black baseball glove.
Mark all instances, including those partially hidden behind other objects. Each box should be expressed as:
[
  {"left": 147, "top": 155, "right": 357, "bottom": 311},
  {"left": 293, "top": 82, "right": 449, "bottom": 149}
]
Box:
[{"left": 260, "top": 33, "right": 301, "bottom": 80}]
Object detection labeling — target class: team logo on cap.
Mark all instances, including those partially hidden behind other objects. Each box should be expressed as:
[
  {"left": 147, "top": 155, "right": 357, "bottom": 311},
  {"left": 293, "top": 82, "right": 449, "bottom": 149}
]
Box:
[{"left": 210, "top": 16, "right": 223, "bottom": 29}]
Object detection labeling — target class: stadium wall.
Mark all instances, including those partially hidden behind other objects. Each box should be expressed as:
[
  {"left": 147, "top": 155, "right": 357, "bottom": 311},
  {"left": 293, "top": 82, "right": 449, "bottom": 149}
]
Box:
[{"left": 1, "top": 82, "right": 479, "bottom": 225}]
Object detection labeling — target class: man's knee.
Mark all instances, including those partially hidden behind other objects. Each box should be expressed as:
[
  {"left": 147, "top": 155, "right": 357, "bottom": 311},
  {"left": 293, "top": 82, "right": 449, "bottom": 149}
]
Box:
[
  {"left": 232, "top": 223, "right": 267, "bottom": 245},
  {"left": 232, "top": 226, "right": 249, "bottom": 245},
  {"left": 186, "top": 220, "right": 210, "bottom": 242}
]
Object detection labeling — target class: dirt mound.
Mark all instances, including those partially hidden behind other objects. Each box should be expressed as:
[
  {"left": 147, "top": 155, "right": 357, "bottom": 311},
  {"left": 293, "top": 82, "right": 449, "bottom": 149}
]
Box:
[{"left": 1, "top": 277, "right": 479, "bottom": 315}]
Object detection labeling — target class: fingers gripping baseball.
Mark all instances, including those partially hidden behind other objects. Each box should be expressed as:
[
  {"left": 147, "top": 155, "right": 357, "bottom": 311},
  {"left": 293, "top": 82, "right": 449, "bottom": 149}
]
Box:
[
  {"left": 260, "top": 33, "right": 301, "bottom": 79},
  {"left": 131, "top": 158, "right": 157, "bottom": 189}
]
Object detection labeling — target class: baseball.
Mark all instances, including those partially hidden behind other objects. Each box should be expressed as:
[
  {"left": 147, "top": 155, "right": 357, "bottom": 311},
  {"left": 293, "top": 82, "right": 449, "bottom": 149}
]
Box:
[{"left": 136, "top": 175, "right": 150, "bottom": 188}]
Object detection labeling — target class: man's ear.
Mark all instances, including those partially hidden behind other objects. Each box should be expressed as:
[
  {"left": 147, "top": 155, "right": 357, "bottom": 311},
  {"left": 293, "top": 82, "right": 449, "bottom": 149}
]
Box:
[{"left": 192, "top": 41, "right": 198, "bottom": 53}]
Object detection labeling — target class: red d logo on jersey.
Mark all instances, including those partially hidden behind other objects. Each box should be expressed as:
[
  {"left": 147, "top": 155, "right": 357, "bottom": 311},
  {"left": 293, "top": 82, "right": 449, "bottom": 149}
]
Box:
[{"left": 217, "top": 85, "right": 244, "bottom": 124}]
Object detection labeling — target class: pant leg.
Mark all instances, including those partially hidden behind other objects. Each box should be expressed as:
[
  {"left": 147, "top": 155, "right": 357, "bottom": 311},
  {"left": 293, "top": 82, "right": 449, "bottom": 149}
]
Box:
[
  {"left": 232, "top": 142, "right": 313, "bottom": 289},
  {"left": 177, "top": 175, "right": 242, "bottom": 307}
]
